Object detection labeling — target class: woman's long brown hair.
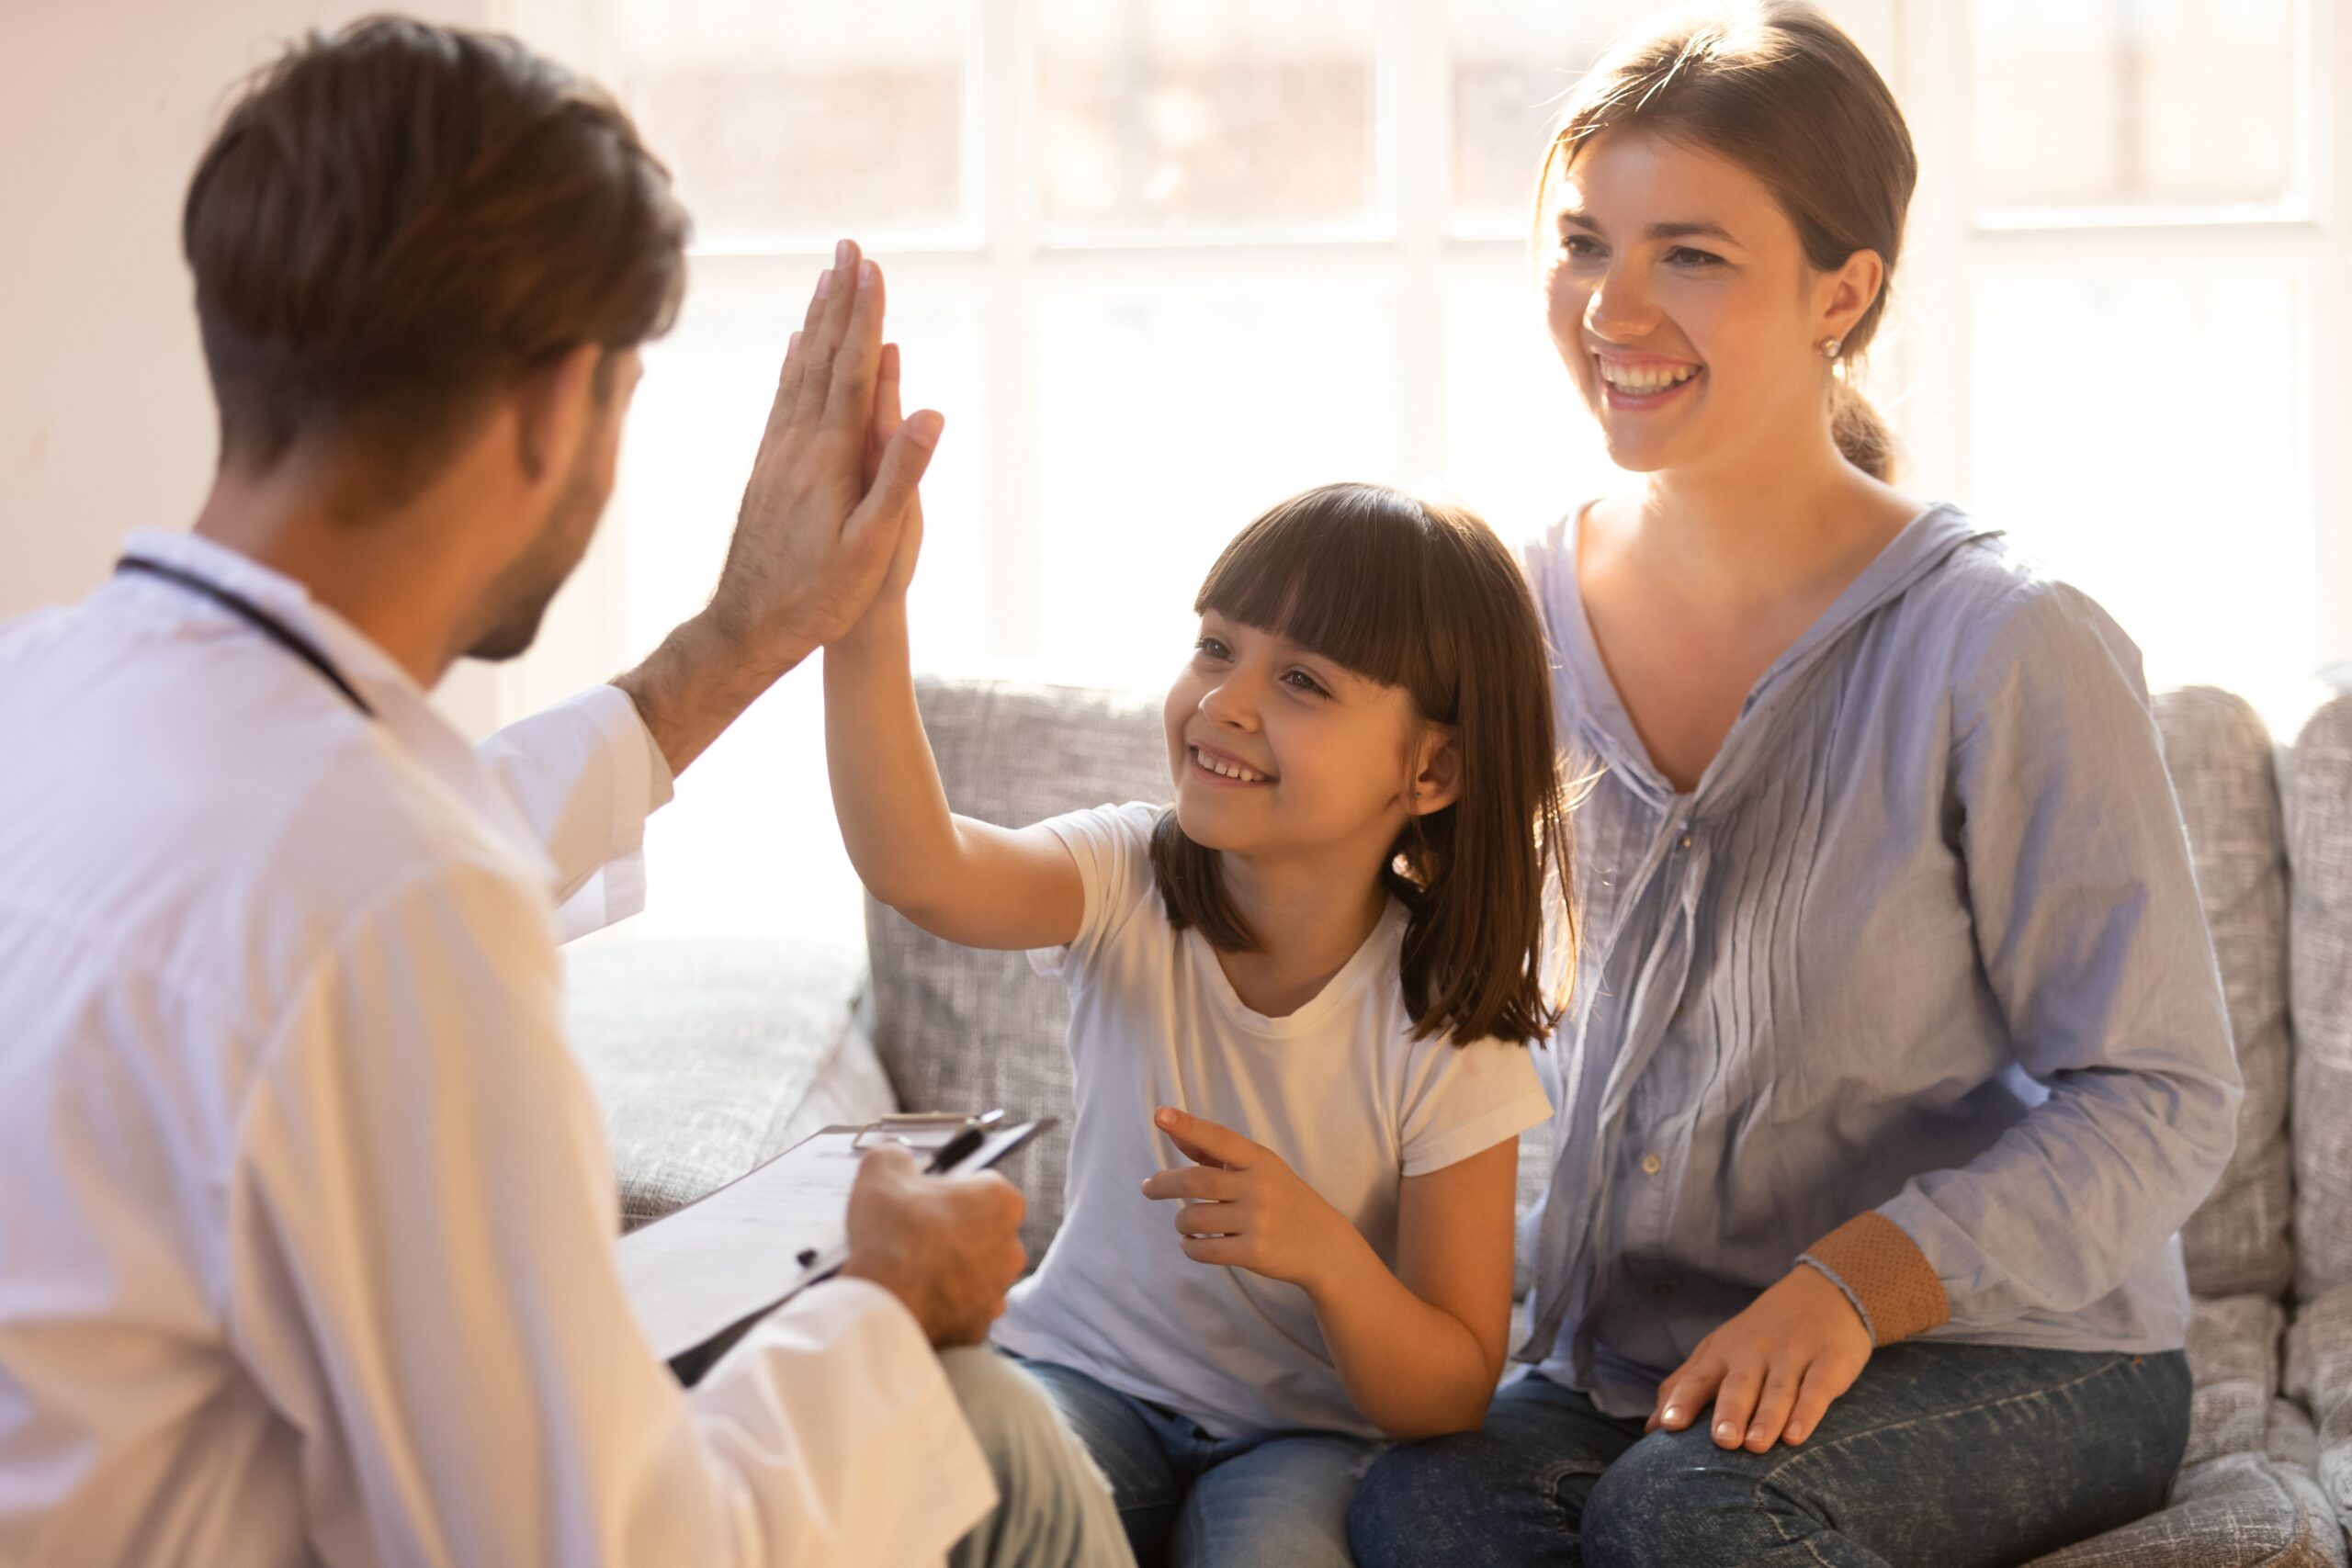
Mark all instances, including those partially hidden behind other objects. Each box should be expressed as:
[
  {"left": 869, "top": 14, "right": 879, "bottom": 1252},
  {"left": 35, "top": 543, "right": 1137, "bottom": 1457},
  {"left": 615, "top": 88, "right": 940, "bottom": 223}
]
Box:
[{"left": 1149, "top": 482, "right": 1576, "bottom": 1046}]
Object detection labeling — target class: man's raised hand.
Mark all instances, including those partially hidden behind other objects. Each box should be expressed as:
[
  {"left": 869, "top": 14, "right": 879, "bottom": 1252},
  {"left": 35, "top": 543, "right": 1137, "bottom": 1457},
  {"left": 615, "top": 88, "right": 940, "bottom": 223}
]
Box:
[{"left": 705, "top": 239, "right": 944, "bottom": 675}]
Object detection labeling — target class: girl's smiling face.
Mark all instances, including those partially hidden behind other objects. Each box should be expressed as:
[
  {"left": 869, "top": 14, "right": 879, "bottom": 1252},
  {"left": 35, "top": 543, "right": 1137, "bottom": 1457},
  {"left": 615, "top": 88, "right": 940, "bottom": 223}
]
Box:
[
  {"left": 1162, "top": 611, "right": 1445, "bottom": 868},
  {"left": 1544, "top": 128, "right": 1881, "bottom": 477}
]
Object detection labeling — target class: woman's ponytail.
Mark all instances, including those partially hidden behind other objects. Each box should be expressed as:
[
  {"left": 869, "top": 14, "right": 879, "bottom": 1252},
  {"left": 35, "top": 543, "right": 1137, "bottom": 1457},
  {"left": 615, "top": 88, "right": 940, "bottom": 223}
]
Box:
[{"left": 1830, "top": 374, "right": 1897, "bottom": 482}]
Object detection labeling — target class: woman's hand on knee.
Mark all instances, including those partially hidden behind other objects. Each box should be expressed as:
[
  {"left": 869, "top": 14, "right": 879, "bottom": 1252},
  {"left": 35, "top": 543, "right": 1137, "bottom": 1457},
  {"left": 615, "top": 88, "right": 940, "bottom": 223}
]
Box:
[{"left": 1645, "top": 1267, "right": 1871, "bottom": 1454}]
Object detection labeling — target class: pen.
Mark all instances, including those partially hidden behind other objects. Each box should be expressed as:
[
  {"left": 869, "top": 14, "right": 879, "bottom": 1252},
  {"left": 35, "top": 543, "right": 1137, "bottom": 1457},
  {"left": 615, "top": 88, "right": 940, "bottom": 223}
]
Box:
[{"left": 925, "top": 1122, "right": 988, "bottom": 1174}]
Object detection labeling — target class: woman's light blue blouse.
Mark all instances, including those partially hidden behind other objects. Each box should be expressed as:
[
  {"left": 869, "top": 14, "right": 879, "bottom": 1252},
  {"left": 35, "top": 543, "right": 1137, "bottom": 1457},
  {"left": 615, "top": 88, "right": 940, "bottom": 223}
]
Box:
[{"left": 1520, "top": 502, "right": 2244, "bottom": 1418}]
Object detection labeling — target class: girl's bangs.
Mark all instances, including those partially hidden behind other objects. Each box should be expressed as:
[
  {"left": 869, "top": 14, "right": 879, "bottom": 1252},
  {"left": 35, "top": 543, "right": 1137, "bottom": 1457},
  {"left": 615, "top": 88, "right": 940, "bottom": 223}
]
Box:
[{"left": 1193, "top": 485, "right": 1433, "bottom": 692}]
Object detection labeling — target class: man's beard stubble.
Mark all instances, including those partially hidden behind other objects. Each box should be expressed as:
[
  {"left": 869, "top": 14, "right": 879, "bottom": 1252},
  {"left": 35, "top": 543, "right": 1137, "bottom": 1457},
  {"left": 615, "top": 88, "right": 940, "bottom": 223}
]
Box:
[{"left": 463, "top": 445, "right": 606, "bottom": 663}]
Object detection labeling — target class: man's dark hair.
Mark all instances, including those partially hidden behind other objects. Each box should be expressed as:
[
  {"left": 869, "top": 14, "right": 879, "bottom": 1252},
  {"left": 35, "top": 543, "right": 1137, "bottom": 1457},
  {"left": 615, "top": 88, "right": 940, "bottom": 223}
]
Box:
[{"left": 183, "top": 15, "right": 689, "bottom": 502}]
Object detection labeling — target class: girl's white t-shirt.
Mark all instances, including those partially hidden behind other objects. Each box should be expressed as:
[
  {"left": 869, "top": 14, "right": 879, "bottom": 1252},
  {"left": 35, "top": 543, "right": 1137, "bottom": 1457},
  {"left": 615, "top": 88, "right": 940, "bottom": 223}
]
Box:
[{"left": 992, "top": 802, "right": 1555, "bottom": 1440}]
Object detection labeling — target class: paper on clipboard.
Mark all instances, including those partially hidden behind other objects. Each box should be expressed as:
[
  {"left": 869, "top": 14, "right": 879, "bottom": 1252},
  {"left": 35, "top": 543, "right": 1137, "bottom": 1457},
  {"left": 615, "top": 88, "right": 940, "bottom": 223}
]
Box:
[{"left": 617, "top": 1116, "right": 1052, "bottom": 1363}]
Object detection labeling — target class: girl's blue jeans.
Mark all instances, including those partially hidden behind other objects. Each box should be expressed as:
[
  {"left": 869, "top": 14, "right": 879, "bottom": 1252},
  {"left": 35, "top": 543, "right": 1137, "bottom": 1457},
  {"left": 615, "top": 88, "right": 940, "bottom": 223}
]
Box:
[
  {"left": 1348, "top": 1341, "right": 2192, "bottom": 1567},
  {"left": 1010, "top": 1354, "right": 1385, "bottom": 1568}
]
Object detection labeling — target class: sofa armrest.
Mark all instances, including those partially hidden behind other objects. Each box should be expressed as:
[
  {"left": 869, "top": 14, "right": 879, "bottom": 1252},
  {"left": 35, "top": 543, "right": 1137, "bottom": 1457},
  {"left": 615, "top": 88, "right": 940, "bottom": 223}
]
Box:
[{"left": 563, "top": 937, "right": 897, "bottom": 1231}]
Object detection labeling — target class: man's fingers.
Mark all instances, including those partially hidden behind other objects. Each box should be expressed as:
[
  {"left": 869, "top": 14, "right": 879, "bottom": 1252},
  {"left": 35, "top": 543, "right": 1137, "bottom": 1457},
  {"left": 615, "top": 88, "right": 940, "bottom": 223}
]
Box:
[
  {"left": 865, "top": 342, "right": 903, "bottom": 488},
  {"left": 1141, "top": 1166, "right": 1234, "bottom": 1201},
  {"left": 793, "top": 238, "right": 864, "bottom": 425},
  {"left": 1745, "top": 1363, "right": 1805, "bottom": 1452},
  {"left": 942, "top": 1168, "right": 1025, "bottom": 1227},
  {"left": 876, "top": 342, "right": 903, "bottom": 428},
  {"left": 1711, "top": 1364, "right": 1764, "bottom": 1450},
  {"left": 771, "top": 271, "right": 831, "bottom": 426},
  {"left": 854, "top": 1144, "right": 920, "bottom": 1187},
  {"left": 823, "top": 255, "right": 888, "bottom": 438},
  {"left": 1154, "top": 1106, "right": 1258, "bottom": 1170}
]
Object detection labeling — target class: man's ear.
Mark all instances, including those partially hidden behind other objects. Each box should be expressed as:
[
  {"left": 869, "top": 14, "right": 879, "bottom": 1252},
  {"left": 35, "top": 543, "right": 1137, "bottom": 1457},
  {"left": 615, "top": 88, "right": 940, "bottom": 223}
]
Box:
[
  {"left": 509, "top": 342, "right": 605, "bottom": 490},
  {"left": 1410, "top": 726, "right": 1464, "bottom": 815}
]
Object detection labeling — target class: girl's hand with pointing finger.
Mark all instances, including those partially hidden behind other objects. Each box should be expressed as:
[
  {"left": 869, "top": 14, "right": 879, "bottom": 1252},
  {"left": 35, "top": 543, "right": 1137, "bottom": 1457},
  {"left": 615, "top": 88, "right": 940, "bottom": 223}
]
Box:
[{"left": 1139, "top": 1106, "right": 1366, "bottom": 1294}]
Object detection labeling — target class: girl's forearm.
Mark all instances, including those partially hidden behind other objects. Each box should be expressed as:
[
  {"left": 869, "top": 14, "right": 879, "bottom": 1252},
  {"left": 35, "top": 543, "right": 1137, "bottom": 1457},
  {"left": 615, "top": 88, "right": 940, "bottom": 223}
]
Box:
[
  {"left": 1306, "top": 1230, "right": 1502, "bottom": 1439},
  {"left": 820, "top": 602, "right": 968, "bottom": 914}
]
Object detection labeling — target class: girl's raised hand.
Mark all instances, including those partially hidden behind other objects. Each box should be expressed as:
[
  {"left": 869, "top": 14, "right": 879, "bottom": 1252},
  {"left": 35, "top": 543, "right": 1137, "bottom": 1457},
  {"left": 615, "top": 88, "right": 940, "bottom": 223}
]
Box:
[
  {"left": 859, "top": 341, "right": 923, "bottom": 607},
  {"left": 1140, "top": 1107, "right": 1360, "bottom": 1293}
]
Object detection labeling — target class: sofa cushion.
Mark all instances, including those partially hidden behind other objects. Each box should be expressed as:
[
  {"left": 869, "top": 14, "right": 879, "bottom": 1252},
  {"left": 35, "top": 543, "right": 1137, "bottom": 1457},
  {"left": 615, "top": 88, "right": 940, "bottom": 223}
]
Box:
[
  {"left": 2153, "top": 688, "right": 2296, "bottom": 1300},
  {"left": 563, "top": 937, "right": 889, "bottom": 1231},
  {"left": 2287, "top": 1283, "right": 2352, "bottom": 1545},
  {"left": 2187, "top": 1294, "right": 2286, "bottom": 1468},
  {"left": 2032, "top": 1398, "right": 2347, "bottom": 1568},
  {"left": 865, "top": 680, "right": 1170, "bottom": 1259},
  {"left": 2288, "top": 684, "right": 2352, "bottom": 1301}
]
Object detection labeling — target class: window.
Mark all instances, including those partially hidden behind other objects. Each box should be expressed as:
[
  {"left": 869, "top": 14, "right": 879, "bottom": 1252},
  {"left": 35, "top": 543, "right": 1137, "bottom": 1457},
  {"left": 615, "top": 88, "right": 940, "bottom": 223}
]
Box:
[
  {"left": 1916, "top": 0, "right": 2340, "bottom": 701},
  {"left": 494, "top": 0, "right": 2350, "bottom": 944}
]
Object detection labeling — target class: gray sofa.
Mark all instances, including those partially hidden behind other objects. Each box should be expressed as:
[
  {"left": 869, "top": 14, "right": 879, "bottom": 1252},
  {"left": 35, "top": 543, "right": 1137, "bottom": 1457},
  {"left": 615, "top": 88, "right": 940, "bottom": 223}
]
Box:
[{"left": 565, "top": 675, "right": 2352, "bottom": 1567}]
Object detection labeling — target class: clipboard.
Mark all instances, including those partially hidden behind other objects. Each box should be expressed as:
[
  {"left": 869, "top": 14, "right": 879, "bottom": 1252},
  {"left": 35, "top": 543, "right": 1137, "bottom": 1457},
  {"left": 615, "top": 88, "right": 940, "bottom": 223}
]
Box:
[{"left": 616, "top": 1111, "right": 1054, "bottom": 1384}]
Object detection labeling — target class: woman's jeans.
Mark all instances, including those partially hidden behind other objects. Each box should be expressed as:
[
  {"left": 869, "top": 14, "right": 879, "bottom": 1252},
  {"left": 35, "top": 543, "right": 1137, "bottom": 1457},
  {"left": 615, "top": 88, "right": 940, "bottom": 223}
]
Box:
[
  {"left": 1349, "top": 1342, "right": 2191, "bottom": 1568},
  {"left": 1013, "top": 1355, "right": 1385, "bottom": 1568}
]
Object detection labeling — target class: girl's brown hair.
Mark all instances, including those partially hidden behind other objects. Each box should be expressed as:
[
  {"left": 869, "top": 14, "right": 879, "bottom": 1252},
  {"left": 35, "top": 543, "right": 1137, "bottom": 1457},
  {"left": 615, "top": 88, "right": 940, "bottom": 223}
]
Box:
[
  {"left": 1149, "top": 482, "right": 1575, "bottom": 1047},
  {"left": 1538, "top": 1, "right": 1916, "bottom": 480}
]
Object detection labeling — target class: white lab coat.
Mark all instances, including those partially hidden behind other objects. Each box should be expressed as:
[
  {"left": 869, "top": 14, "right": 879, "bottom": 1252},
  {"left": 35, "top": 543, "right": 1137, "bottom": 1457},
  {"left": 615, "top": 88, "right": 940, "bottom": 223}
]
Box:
[{"left": 0, "top": 530, "right": 994, "bottom": 1566}]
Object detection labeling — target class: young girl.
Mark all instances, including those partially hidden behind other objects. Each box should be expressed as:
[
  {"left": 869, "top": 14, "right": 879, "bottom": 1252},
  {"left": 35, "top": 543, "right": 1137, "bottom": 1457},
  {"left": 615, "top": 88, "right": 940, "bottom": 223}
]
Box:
[{"left": 821, "top": 477, "right": 1572, "bottom": 1568}]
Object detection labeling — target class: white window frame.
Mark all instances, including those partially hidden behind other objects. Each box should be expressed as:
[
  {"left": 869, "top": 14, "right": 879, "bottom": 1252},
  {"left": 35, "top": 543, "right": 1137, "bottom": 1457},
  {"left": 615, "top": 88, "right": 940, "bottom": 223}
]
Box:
[
  {"left": 490, "top": 0, "right": 2352, "bottom": 715},
  {"left": 1894, "top": 0, "right": 2349, "bottom": 692}
]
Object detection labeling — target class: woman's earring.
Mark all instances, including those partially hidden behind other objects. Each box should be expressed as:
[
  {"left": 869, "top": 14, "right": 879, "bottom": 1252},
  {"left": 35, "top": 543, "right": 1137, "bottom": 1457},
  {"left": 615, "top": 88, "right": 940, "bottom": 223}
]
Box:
[{"left": 1819, "top": 337, "right": 1843, "bottom": 359}]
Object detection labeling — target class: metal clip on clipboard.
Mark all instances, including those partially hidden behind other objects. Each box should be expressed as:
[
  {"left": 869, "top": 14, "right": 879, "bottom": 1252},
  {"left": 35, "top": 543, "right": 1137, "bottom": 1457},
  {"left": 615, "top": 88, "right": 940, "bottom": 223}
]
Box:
[
  {"left": 849, "top": 1109, "right": 1009, "bottom": 1168},
  {"left": 628, "top": 1108, "right": 1053, "bottom": 1385}
]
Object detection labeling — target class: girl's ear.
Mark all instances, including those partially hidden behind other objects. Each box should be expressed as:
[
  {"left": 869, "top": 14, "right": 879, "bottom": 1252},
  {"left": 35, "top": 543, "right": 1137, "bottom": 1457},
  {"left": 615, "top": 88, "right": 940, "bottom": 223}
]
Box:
[{"left": 1410, "top": 726, "right": 1464, "bottom": 815}]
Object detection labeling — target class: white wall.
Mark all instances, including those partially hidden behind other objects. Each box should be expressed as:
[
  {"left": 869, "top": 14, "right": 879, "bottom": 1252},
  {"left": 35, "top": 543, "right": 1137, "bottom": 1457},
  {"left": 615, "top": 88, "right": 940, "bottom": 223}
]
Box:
[{"left": 0, "top": 0, "right": 500, "bottom": 724}]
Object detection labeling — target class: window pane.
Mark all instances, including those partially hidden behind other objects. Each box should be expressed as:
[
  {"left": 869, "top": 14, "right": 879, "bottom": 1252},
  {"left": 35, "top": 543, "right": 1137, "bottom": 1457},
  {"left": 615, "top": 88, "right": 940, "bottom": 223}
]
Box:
[
  {"left": 1966, "top": 265, "right": 2306, "bottom": 695},
  {"left": 1447, "top": 1, "right": 1901, "bottom": 230},
  {"left": 1446, "top": 0, "right": 1663, "bottom": 227},
  {"left": 612, "top": 0, "right": 968, "bottom": 244},
  {"left": 1438, "top": 264, "right": 1614, "bottom": 542},
  {"left": 1034, "top": 290, "right": 1394, "bottom": 683},
  {"left": 610, "top": 267, "right": 982, "bottom": 942},
  {"left": 1971, "top": 0, "right": 2300, "bottom": 212},
  {"left": 1036, "top": 0, "right": 1376, "bottom": 236}
]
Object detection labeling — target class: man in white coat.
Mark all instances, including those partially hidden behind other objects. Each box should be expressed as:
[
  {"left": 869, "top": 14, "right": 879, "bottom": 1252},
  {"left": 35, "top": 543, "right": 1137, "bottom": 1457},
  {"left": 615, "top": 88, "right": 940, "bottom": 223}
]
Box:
[{"left": 0, "top": 17, "right": 1126, "bottom": 1567}]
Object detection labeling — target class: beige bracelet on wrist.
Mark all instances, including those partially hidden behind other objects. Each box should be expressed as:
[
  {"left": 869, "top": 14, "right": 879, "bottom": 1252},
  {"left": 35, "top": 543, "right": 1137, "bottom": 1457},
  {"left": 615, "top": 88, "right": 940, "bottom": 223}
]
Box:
[{"left": 1801, "top": 1212, "right": 1951, "bottom": 1347}]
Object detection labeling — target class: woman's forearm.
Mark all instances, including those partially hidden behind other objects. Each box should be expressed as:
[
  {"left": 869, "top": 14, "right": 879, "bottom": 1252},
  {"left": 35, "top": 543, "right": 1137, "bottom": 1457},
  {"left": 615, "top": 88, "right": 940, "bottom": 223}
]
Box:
[
  {"left": 820, "top": 603, "right": 968, "bottom": 917},
  {"left": 1305, "top": 1230, "right": 1502, "bottom": 1439}
]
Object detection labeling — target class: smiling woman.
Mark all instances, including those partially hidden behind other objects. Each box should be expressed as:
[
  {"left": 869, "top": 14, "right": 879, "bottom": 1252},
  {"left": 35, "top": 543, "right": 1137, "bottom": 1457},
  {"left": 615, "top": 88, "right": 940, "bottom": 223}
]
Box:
[
  {"left": 1349, "top": 6, "right": 2243, "bottom": 1566},
  {"left": 1536, "top": 6, "right": 1910, "bottom": 486}
]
